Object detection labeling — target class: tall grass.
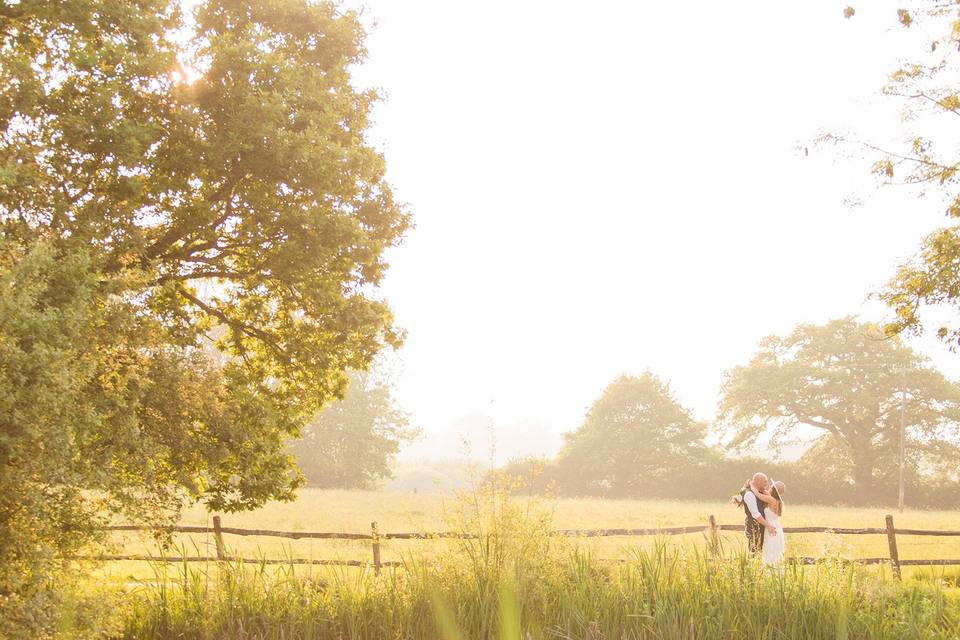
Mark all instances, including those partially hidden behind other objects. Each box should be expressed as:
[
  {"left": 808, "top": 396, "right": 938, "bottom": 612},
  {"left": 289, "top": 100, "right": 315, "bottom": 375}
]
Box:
[{"left": 122, "top": 482, "right": 960, "bottom": 639}]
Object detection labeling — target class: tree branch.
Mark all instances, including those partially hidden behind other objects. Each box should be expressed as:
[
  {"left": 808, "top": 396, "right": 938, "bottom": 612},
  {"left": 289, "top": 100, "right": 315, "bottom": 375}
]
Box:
[
  {"left": 176, "top": 287, "right": 289, "bottom": 362},
  {"left": 140, "top": 175, "right": 242, "bottom": 265},
  {"left": 152, "top": 270, "right": 254, "bottom": 285},
  {"left": 912, "top": 91, "right": 960, "bottom": 118},
  {"left": 861, "top": 140, "right": 957, "bottom": 173},
  {"left": 795, "top": 413, "right": 848, "bottom": 444}
]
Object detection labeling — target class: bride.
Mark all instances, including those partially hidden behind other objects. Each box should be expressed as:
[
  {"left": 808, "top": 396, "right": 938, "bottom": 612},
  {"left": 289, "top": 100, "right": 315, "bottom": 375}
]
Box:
[{"left": 755, "top": 481, "right": 786, "bottom": 566}]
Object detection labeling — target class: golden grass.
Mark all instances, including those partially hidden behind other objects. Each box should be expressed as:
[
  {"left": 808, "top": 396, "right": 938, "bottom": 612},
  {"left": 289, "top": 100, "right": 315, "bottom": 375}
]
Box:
[
  {"left": 118, "top": 485, "right": 960, "bottom": 639},
  {"left": 95, "top": 489, "right": 960, "bottom": 584}
]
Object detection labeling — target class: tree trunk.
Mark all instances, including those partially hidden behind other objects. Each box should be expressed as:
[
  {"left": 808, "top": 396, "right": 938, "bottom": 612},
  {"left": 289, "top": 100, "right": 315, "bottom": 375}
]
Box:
[{"left": 849, "top": 445, "right": 876, "bottom": 498}]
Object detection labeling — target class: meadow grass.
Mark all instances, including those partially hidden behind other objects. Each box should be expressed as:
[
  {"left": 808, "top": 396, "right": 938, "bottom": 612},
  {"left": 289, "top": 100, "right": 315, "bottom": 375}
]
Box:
[
  {"left": 98, "top": 488, "right": 960, "bottom": 584},
  {"left": 120, "top": 549, "right": 960, "bottom": 639},
  {"left": 116, "top": 485, "right": 960, "bottom": 639}
]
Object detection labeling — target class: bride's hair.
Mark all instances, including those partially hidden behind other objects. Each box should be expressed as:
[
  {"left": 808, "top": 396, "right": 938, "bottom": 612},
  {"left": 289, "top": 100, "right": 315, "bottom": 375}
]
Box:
[{"left": 770, "top": 481, "right": 785, "bottom": 516}]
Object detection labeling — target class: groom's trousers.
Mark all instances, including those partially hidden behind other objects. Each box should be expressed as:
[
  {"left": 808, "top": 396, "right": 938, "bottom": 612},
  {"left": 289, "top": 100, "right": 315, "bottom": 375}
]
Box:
[{"left": 745, "top": 520, "right": 764, "bottom": 554}]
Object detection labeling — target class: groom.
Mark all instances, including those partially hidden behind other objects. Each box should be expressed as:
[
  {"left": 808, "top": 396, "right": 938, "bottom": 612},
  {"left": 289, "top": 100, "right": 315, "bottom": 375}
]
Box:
[{"left": 741, "top": 472, "right": 777, "bottom": 554}]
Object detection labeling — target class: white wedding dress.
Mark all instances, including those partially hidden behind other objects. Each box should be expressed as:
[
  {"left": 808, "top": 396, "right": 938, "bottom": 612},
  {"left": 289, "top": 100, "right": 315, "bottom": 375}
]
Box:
[{"left": 762, "top": 508, "right": 785, "bottom": 566}]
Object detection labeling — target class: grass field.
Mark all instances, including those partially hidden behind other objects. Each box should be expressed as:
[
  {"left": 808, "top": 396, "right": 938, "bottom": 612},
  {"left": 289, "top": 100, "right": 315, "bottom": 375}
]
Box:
[
  {"left": 97, "top": 488, "right": 960, "bottom": 585},
  {"left": 107, "top": 487, "right": 960, "bottom": 639}
]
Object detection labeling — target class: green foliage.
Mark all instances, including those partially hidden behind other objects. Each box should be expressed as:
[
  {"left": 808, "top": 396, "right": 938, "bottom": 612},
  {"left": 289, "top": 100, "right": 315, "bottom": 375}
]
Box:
[
  {"left": 290, "top": 368, "right": 419, "bottom": 489},
  {"left": 0, "top": 238, "right": 306, "bottom": 635},
  {"left": 719, "top": 318, "right": 960, "bottom": 500},
  {"left": 883, "top": 226, "right": 960, "bottom": 346},
  {"left": 0, "top": 241, "right": 117, "bottom": 637},
  {"left": 1, "top": 0, "right": 409, "bottom": 415},
  {"left": 840, "top": 3, "right": 960, "bottom": 345},
  {"left": 555, "top": 373, "right": 708, "bottom": 498},
  {"left": 0, "top": 0, "right": 407, "bottom": 634}
]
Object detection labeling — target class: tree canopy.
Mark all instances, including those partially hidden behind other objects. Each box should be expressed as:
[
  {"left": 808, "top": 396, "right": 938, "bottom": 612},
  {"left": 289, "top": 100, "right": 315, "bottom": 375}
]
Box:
[
  {"left": 719, "top": 318, "right": 960, "bottom": 498},
  {"left": 556, "top": 373, "right": 707, "bottom": 498},
  {"left": 0, "top": 0, "right": 408, "bottom": 510},
  {"left": 1, "top": 0, "right": 409, "bottom": 413}
]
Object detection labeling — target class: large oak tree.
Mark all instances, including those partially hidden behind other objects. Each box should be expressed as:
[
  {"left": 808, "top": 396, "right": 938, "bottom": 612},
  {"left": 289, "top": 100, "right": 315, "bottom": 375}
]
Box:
[
  {"left": 719, "top": 318, "right": 960, "bottom": 497},
  {"left": 0, "top": 1, "right": 408, "bottom": 631}
]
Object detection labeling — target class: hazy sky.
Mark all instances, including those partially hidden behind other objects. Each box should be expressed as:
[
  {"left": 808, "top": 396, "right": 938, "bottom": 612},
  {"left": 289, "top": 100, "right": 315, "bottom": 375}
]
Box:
[{"left": 340, "top": 0, "right": 960, "bottom": 460}]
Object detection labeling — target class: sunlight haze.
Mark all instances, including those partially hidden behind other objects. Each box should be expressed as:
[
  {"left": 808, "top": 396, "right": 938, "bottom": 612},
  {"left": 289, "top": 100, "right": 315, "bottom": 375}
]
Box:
[{"left": 346, "top": 0, "right": 960, "bottom": 461}]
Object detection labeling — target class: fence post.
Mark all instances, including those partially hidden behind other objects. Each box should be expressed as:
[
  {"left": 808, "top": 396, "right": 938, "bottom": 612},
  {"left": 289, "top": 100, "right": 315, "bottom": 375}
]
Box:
[
  {"left": 708, "top": 515, "right": 719, "bottom": 556},
  {"left": 212, "top": 515, "right": 227, "bottom": 561},
  {"left": 371, "top": 521, "right": 382, "bottom": 576},
  {"left": 885, "top": 514, "right": 901, "bottom": 581}
]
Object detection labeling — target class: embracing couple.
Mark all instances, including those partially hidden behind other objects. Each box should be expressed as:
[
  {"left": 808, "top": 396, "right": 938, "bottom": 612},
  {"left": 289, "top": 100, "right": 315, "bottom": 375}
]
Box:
[{"left": 734, "top": 472, "right": 786, "bottom": 566}]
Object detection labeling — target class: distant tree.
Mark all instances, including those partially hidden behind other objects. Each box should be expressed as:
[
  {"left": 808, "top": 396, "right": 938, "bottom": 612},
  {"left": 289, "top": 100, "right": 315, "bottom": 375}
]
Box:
[
  {"left": 719, "top": 318, "right": 960, "bottom": 499},
  {"left": 556, "top": 373, "right": 707, "bottom": 498},
  {"left": 291, "top": 368, "right": 419, "bottom": 488}
]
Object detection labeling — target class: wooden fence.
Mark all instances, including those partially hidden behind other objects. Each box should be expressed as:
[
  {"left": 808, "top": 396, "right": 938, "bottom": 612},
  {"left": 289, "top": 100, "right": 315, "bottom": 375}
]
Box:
[{"left": 88, "top": 514, "right": 960, "bottom": 580}]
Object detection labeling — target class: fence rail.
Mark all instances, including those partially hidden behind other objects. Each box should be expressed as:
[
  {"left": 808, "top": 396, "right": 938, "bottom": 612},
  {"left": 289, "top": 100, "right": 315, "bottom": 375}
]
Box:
[{"left": 87, "top": 514, "right": 960, "bottom": 579}]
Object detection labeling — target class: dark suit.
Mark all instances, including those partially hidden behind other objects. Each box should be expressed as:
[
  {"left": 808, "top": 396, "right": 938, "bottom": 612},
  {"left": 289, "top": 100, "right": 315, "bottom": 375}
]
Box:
[{"left": 741, "top": 488, "right": 766, "bottom": 554}]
